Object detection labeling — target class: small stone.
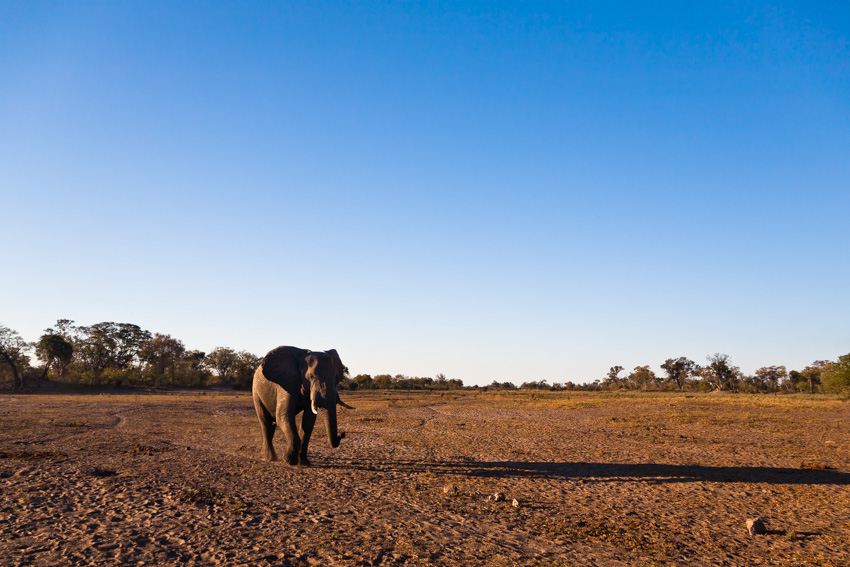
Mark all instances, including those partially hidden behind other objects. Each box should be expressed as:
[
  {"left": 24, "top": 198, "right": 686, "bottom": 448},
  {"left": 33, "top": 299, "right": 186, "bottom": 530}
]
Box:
[
  {"left": 493, "top": 492, "right": 505, "bottom": 502},
  {"left": 512, "top": 499, "right": 520, "bottom": 508},
  {"left": 747, "top": 518, "right": 766, "bottom": 535},
  {"left": 443, "top": 484, "right": 458, "bottom": 496}
]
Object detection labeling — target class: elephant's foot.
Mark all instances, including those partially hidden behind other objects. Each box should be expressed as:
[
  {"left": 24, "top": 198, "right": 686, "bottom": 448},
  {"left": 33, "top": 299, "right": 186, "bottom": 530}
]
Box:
[
  {"left": 284, "top": 450, "right": 299, "bottom": 466},
  {"left": 298, "top": 455, "right": 312, "bottom": 467},
  {"left": 262, "top": 445, "right": 278, "bottom": 462}
]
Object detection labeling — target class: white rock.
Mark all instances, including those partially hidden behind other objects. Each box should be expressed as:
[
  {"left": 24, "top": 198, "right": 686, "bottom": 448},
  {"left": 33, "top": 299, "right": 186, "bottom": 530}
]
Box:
[{"left": 512, "top": 499, "right": 520, "bottom": 508}]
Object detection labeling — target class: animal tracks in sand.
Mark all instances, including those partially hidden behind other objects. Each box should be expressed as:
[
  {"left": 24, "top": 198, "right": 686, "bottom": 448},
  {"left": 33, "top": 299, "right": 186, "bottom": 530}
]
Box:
[{"left": 1, "top": 390, "right": 849, "bottom": 566}]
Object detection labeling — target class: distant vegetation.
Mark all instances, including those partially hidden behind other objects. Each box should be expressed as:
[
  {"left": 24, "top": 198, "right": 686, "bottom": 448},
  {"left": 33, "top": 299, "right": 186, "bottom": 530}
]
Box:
[
  {"left": 1, "top": 320, "right": 848, "bottom": 396},
  {"left": 594, "top": 353, "right": 849, "bottom": 395},
  {"left": 0, "top": 320, "right": 260, "bottom": 390},
  {"left": 339, "top": 373, "right": 464, "bottom": 391}
]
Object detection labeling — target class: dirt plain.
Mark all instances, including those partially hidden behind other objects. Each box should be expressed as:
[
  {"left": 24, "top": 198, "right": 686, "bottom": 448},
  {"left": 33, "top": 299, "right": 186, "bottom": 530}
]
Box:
[{"left": 1, "top": 390, "right": 849, "bottom": 566}]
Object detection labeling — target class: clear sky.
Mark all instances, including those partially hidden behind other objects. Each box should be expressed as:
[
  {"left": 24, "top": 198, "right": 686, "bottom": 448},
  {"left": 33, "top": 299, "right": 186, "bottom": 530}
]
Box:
[{"left": 2, "top": 2, "right": 848, "bottom": 385}]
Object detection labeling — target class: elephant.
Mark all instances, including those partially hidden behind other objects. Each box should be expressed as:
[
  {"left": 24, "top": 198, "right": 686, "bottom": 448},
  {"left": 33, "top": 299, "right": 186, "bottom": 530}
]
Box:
[{"left": 252, "top": 346, "right": 354, "bottom": 465}]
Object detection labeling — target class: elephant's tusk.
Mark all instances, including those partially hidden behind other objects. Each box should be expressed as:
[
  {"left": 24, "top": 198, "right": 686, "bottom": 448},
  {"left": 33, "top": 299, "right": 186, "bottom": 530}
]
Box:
[{"left": 311, "top": 399, "right": 319, "bottom": 415}]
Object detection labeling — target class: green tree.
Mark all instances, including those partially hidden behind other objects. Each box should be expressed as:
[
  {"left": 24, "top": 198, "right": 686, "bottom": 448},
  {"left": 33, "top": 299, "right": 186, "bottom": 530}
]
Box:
[
  {"left": 603, "top": 365, "right": 625, "bottom": 388},
  {"left": 754, "top": 365, "right": 787, "bottom": 392},
  {"left": 351, "top": 374, "right": 374, "bottom": 390},
  {"left": 704, "top": 353, "right": 739, "bottom": 390},
  {"left": 207, "top": 347, "right": 240, "bottom": 383},
  {"left": 139, "top": 333, "right": 186, "bottom": 386},
  {"left": 520, "top": 379, "right": 549, "bottom": 390},
  {"left": 76, "top": 322, "right": 151, "bottom": 374},
  {"left": 628, "top": 365, "right": 658, "bottom": 390},
  {"left": 661, "top": 357, "right": 697, "bottom": 391},
  {"left": 373, "top": 374, "right": 393, "bottom": 389},
  {"left": 232, "top": 351, "right": 261, "bottom": 390},
  {"left": 485, "top": 380, "right": 517, "bottom": 390},
  {"left": 801, "top": 360, "right": 831, "bottom": 394},
  {"left": 45, "top": 319, "right": 81, "bottom": 344},
  {"left": 822, "top": 354, "right": 850, "bottom": 396},
  {"left": 177, "top": 350, "right": 209, "bottom": 387},
  {"left": 784, "top": 370, "right": 804, "bottom": 392},
  {"left": 35, "top": 333, "right": 74, "bottom": 381},
  {"left": 0, "top": 325, "right": 29, "bottom": 390}
]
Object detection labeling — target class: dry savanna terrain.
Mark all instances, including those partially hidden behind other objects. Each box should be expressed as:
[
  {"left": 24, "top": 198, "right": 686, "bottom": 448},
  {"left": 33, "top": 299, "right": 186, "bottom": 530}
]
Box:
[{"left": 1, "top": 390, "right": 848, "bottom": 566}]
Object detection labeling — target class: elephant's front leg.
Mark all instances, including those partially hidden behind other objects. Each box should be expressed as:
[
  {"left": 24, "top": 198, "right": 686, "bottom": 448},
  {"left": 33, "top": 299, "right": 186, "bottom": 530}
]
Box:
[
  {"left": 298, "top": 409, "right": 316, "bottom": 466},
  {"left": 277, "top": 396, "right": 301, "bottom": 466}
]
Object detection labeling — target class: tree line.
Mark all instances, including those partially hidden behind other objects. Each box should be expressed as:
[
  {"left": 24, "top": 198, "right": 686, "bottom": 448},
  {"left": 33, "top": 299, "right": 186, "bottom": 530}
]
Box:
[
  {"left": 0, "top": 320, "right": 260, "bottom": 390},
  {"left": 2, "top": 321, "right": 848, "bottom": 395},
  {"left": 0, "top": 320, "right": 468, "bottom": 392},
  {"left": 595, "top": 353, "right": 850, "bottom": 395},
  {"left": 339, "top": 373, "right": 465, "bottom": 391}
]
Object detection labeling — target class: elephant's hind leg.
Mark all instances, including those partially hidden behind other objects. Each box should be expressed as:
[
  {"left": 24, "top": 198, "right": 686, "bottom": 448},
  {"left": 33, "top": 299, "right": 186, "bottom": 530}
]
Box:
[{"left": 253, "top": 396, "right": 278, "bottom": 461}]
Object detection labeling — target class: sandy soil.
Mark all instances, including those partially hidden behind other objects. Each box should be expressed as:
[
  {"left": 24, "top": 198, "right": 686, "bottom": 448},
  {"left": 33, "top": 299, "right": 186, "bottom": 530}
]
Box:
[{"left": 1, "top": 390, "right": 849, "bottom": 566}]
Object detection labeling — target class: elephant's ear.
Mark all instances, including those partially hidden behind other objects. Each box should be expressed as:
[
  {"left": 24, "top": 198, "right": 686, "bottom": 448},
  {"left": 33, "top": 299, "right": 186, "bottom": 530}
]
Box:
[
  {"left": 325, "top": 349, "right": 347, "bottom": 385},
  {"left": 261, "top": 346, "right": 308, "bottom": 397}
]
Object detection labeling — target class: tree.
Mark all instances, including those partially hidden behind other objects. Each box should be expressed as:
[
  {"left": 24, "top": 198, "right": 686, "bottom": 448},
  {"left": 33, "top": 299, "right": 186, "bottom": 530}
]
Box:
[
  {"left": 177, "top": 350, "right": 209, "bottom": 387},
  {"left": 822, "top": 354, "right": 850, "bottom": 396},
  {"left": 350, "top": 374, "right": 373, "bottom": 390},
  {"left": 628, "top": 365, "right": 658, "bottom": 390},
  {"left": 35, "top": 333, "right": 74, "bottom": 381},
  {"left": 44, "top": 319, "right": 81, "bottom": 344},
  {"left": 138, "top": 333, "right": 186, "bottom": 386},
  {"left": 373, "top": 374, "right": 393, "bottom": 389},
  {"left": 784, "top": 370, "right": 804, "bottom": 392},
  {"left": 0, "top": 325, "right": 29, "bottom": 390},
  {"left": 704, "top": 353, "right": 739, "bottom": 390},
  {"left": 520, "top": 379, "right": 549, "bottom": 390},
  {"left": 485, "top": 380, "right": 517, "bottom": 390},
  {"left": 207, "top": 347, "right": 240, "bottom": 382},
  {"left": 604, "top": 365, "right": 625, "bottom": 388},
  {"left": 661, "top": 357, "right": 697, "bottom": 391},
  {"left": 754, "top": 366, "right": 787, "bottom": 392},
  {"left": 801, "top": 360, "right": 831, "bottom": 394},
  {"left": 232, "top": 351, "right": 261, "bottom": 390},
  {"left": 75, "top": 322, "right": 151, "bottom": 374}
]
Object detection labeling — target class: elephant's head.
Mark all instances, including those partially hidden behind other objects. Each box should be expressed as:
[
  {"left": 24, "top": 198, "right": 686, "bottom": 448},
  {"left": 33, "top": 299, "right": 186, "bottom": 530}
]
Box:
[{"left": 303, "top": 351, "right": 351, "bottom": 448}]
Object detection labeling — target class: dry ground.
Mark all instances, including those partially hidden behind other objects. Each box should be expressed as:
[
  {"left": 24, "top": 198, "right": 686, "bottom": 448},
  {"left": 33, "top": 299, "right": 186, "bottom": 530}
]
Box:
[{"left": 1, "top": 390, "right": 849, "bottom": 566}]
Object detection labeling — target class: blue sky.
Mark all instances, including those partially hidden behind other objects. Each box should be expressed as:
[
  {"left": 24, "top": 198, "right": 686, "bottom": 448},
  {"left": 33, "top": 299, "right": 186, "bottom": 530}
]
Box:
[{"left": 2, "top": 2, "right": 848, "bottom": 385}]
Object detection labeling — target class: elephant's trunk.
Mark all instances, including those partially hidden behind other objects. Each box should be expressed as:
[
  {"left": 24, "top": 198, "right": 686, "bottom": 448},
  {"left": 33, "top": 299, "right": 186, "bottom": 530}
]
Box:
[
  {"left": 310, "top": 383, "right": 343, "bottom": 448},
  {"left": 324, "top": 402, "right": 343, "bottom": 448}
]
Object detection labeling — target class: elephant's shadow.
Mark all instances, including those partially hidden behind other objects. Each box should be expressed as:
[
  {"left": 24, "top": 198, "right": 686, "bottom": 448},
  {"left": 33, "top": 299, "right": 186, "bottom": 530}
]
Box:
[{"left": 320, "top": 458, "right": 850, "bottom": 486}]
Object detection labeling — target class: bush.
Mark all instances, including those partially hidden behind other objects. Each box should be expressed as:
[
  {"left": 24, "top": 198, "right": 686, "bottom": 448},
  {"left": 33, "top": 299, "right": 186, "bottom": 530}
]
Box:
[{"left": 79, "top": 368, "right": 139, "bottom": 387}]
